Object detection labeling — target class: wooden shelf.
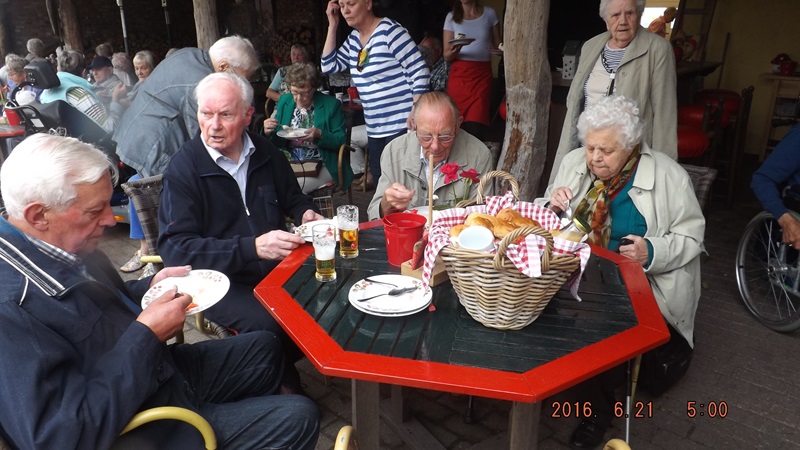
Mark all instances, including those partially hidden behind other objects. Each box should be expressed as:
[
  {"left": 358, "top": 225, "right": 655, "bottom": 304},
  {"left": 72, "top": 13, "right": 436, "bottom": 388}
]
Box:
[{"left": 759, "top": 73, "right": 800, "bottom": 161}]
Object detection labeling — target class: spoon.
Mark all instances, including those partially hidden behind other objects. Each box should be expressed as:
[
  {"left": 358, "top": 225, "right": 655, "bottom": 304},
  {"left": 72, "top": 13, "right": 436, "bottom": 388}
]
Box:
[{"left": 357, "top": 286, "right": 418, "bottom": 302}]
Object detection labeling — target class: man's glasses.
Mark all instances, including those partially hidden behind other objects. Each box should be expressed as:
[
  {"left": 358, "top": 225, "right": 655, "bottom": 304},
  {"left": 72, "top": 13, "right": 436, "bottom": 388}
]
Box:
[{"left": 418, "top": 133, "right": 455, "bottom": 144}]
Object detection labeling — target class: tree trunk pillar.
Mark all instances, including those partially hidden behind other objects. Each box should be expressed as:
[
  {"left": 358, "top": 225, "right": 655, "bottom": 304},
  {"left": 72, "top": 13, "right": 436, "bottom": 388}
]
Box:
[
  {"left": 59, "top": 0, "right": 82, "bottom": 51},
  {"left": 499, "top": 0, "right": 551, "bottom": 200},
  {"left": 193, "top": 0, "right": 220, "bottom": 50}
]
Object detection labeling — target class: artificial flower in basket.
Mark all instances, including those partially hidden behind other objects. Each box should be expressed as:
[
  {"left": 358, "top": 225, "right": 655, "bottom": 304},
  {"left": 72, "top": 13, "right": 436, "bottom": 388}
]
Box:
[{"left": 438, "top": 162, "right": 480, "bottom": 208}]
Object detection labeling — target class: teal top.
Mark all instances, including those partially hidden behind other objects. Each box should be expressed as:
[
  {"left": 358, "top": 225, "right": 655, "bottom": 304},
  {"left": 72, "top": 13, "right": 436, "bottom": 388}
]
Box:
[
  {"left": 268, "top": 91, "right": 353, "bottom": 191},
  {"left": 609, "top": 166, "right": 654, "bottom": 266}
]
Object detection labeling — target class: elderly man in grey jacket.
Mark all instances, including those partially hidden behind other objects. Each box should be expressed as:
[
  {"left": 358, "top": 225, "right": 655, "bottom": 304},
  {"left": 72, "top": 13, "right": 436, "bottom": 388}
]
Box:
[{"left": 113, "top": 35, "right": 259, "bottom": 178}]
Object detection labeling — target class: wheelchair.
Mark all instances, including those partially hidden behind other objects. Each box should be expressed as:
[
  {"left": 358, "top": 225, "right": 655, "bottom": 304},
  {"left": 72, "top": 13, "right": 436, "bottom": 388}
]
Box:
[{"left": 735, "top": 190, "right": 800, "bottom": 332}]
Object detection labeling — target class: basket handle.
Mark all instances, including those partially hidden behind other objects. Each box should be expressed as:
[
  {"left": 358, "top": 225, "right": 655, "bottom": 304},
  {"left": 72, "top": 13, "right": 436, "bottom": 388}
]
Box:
[
  {"left": 475, "top": 170, "right": 520, "bottom": 205},
  {"left": 493, "top": 225, "right": 554, "bottom": 272}
]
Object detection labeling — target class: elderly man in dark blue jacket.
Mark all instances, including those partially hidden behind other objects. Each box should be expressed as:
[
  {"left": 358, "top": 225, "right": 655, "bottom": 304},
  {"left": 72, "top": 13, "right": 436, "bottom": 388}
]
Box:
[
  {"left": 158, "top": 72, "right": 323, "bottom": 390},
  {"left": 0, "top": 134, "right": 319, "bottom": 449}
]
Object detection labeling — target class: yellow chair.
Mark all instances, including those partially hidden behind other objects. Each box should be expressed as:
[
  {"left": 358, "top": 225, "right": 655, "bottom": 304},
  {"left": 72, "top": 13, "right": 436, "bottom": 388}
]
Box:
[
  {"left": 604, "top": 438, "right": 632, "bottom": 450},
  {"left": 334, "top": 425, "right": 357, "bottom": 450}
]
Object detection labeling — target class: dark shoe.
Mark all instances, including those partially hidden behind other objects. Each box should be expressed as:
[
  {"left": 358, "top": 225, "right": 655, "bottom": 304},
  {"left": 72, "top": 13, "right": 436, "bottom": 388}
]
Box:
[{"left": 569, "top": 419, "right": 608, "bottom": 450}]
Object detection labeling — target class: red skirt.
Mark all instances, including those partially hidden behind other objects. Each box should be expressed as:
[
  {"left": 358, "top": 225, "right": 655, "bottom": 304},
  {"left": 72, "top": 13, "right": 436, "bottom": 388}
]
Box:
[{"left": 447, "top": 60, "right": 493, "bottom": 126}]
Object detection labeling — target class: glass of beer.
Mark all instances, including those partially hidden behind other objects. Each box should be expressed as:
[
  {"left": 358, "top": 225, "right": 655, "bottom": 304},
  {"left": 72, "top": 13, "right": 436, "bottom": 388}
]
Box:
[
  {"left": 312, "top": 224, "right": 337, "bottom": 282},
  {"left": 337, "top": 204, "right": 359, "bottom": 259}
]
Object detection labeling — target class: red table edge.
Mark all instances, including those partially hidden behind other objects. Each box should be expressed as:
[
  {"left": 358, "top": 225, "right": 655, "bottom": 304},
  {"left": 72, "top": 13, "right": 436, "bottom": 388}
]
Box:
[{"left": 255, "top": 221, "right": 670, "bottom": 403}]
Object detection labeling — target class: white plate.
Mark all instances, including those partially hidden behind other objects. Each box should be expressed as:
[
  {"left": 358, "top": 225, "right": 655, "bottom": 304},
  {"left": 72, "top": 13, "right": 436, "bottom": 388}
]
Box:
[
  {"left": 294, "top": 218, "right": 338, "bottom": 242},
  {"left": 277, "top": 127, "right": 310, "bottom": 139},
  {"left": 449, "top": 38, "right": 476, "bottom": 46},
  {"left": 348, "top": 275, "right": 432, "bottom": 316},
  {"left": 141, "top": 269, "right": 230, "bottom": 316}
]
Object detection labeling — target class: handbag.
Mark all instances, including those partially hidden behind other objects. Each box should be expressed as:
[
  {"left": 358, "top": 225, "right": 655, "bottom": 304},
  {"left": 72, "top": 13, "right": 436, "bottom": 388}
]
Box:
[{"left": 638, "top": 324, "right": 693, "bottom": 397}]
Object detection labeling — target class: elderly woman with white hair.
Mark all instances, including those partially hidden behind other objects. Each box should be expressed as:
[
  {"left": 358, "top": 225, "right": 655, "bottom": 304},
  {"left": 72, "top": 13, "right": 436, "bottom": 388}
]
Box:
[
  {"left": 542, "top": 95, "right": 704, "bottom": 449},
  {"left": 550, "top": 0, "right": 677, "bottom": 183}
]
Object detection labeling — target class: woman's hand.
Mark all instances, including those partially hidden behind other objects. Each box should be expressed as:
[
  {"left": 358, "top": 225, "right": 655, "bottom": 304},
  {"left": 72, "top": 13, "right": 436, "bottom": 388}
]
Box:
[
  {"left": 298, "top": 127, "right": 321, "bottom": 142},
  {"left": 778, "top": 213, "right": 800, "bottom": 248},
  {"left": 264, "top": 117, "right": 278, "bottom": 134},
  {"left": 549, "top": 187, "right": 573, "bottom": 213},
  {"left": 326, "top": 0, "right": 340, "bottom": 28},
  {"left": 618, "top": 235, "right": 649, "bottom": 266}
]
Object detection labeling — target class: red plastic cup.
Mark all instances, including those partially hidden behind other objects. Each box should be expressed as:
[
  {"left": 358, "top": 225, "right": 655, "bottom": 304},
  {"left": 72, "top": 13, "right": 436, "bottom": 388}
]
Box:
[
  {"left": 4, "top": 108, "right": 21, "bottom": 126},
  {"left": 347, "top": 87, "right": 359, "bottom": 101},
  {"left": 383, "top": 213, "right": 426, "bottom": 266}
]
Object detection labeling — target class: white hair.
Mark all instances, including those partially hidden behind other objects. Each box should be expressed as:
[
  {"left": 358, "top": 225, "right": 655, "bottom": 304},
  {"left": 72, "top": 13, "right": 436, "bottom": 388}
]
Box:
[
  {"left": 195, "top": 72, "right": 253, "bottom": 112},
  {"left": 576, "top": 96, "right": 644, "bottom": 152},
  {"left": 1, "top": 134, "right": 118, "bottom": 220},
  {"left": 209, "top": 35, "right": 259, "bottom": 79},
  {"left": 599, "top": 0, "right": 646, "bottom": 20}
]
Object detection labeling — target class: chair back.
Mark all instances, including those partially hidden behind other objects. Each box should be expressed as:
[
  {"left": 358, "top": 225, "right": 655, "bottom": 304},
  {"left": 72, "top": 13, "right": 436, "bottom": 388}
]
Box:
[{"left": 121, "top": 175, "right": 163, "bottom": 267}]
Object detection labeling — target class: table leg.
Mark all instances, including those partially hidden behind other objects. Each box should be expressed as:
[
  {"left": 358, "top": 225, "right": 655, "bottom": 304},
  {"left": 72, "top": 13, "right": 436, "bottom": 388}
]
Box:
[
  {"left": 352, "top": 379, "right": 380, "bottom": 450},
  {"left": 509, "top": 401, "right": 541, "bottom": 450}
]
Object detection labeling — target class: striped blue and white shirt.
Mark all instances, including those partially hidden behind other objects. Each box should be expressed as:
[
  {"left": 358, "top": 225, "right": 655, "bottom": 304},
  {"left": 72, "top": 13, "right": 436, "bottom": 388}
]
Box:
[{"left": 322, "top": 18, "right": 430, "bottom": 138}]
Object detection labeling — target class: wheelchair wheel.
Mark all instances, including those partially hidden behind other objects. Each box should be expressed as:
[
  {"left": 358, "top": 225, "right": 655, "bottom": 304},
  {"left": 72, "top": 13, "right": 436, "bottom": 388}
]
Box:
[{"left": 735, "top": 211, "right": 800, "bottom": 332}]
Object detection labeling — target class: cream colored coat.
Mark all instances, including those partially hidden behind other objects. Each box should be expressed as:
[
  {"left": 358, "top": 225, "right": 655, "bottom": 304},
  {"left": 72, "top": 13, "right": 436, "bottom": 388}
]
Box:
[
  {"left": 540, "top": 145, "right": 704, "bottom": 346},
  {"left": 551, "top": 27, "right": 678, "bottom": 182}
]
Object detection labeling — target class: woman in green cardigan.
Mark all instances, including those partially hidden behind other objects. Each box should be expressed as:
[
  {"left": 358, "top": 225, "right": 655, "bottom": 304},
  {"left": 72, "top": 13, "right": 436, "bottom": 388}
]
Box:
[{"left": 263, "top": 62, "right": 353, "bottom": 193}]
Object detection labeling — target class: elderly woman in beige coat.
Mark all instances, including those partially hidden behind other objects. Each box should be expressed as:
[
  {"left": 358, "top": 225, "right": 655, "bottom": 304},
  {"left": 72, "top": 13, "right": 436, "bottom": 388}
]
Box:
[
  {"left": 541, "top": 95, "right": 703, "bottom": 449},
  {"left": 550, "top": 0, "right": 677, "bottom": 183}
]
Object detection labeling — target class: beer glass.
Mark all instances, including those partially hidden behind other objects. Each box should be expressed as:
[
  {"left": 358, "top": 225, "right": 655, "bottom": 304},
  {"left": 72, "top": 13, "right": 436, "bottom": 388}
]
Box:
[
  {"left": 337, "top": 205, "right": 359, "bottom": 259},
  {"left": 312, "top": 224, "right": 337, "bottom": 282}
]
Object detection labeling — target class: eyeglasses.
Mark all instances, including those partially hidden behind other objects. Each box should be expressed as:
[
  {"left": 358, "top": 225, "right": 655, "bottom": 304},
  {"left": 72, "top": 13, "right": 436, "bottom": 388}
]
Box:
[
  {"left": 290, "top": 88, "right": 315, "bottom": 98},
  {"left": 417, "top": 132, "right": 455, "bottom": 144}
]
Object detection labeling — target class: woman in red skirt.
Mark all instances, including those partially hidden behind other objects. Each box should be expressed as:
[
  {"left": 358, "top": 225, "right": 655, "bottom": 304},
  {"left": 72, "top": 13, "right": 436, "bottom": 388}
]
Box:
[{"left": 443, "top": 0, "right": 501, "bottom": 141}]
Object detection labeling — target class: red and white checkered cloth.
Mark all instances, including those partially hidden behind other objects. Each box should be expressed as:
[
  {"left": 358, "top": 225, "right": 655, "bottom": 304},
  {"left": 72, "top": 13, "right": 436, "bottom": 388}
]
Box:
[{"left": 422, "top": 192, "right": 591, "bottom": 300}]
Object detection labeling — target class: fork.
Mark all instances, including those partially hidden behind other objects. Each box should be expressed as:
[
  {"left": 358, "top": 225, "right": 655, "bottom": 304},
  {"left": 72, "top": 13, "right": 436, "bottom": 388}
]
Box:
[
  {"left": 365, "top": 277, "right": 400, "bottom": 288},
  {"left": 356, "top": 286, "right": 418, "bottom": 302}
]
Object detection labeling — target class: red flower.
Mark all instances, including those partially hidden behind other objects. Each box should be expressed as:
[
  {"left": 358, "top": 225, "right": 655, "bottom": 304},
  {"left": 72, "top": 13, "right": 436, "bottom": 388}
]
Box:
[
  {"left": 440, "top": 162, "right": 461, "bottom": 184},
  {"left": 460, "top": 168, "right": 480, "bottom": 184}
]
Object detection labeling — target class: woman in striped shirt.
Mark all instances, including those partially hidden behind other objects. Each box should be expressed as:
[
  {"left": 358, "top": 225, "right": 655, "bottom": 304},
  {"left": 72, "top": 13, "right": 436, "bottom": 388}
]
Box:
[{"left": 322, "top": 0, "right": 430, "bottom": 189}]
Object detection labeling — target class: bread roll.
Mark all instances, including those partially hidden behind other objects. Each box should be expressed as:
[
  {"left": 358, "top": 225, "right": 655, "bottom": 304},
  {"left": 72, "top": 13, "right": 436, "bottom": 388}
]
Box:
[
  {"left": 450, "top": 224, "right": 468, "bottom": 238},
  {"left": 471, "top": 217, "right": 494, "bottom": 230},
  {"left": 512, "top": 217, "right": 541, "bottom": 228},
  {"left": 465, "top": 213, "right": 499, "bottom": 228},
  {"left": 492, "top": 222, "right": 517, "bottom": 239},
  {"left": 496, "top": 208, "right": 523, "bottom": 223}
]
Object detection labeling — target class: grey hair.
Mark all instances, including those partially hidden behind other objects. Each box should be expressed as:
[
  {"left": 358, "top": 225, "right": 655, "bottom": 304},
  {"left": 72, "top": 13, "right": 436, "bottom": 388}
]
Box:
[
  {"left": 133, "top": 50, "right": 157, "bottom": 70},
  {"left": 577, "top": 95, "right": 644, "bottom": 151},
  {"left": 417, "top": 44, "right": 434, "bottom": 68},
  {"left": 1, "top": 134, "right": 118, "bottom": 220},
  {"left": 6, "top": 56, "right": 27, "bottom": 75},
  {"left": 290, "top": 44, "right": 310, "bottom": 59},
  {"left": 57, "top": 50, "right": 85, "bottom": 76},
  {"left": 111, "top": 52, "right": 133, "bottom": 71},
  {"left": 4, "top": 53, "right": 20, "bottom": 65},
  {"left": 599, "top": 0, "right": 646, "bottom": 20},
  {"left": 26, "top": 38, "right": 45, "bottom": 56},
  {"left": 284, "top": 62, "right": 322, "bottom": 90},
  {"left": 413, "top": 91, "right": 460, "bottom": 126},
  {"left": 195, "top": 72, "right": 253, "bottom": 113},
  {"left": 95, "top": 43, "right": 113, "bottom": 58},
  {"left": 209, "top": 36, "right": 259, "bottom": 79}
]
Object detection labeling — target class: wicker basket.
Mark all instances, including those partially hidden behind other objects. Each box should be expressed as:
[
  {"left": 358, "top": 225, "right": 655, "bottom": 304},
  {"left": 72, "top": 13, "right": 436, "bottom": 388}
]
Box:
[{"left": 439, "top": 171, "right": 581, "bottom": 330}]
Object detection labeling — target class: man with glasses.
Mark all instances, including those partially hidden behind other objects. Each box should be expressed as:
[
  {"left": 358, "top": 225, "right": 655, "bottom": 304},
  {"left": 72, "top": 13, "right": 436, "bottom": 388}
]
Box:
[{"left": 368, "top": 91, "right": 494, "bottom": 220}]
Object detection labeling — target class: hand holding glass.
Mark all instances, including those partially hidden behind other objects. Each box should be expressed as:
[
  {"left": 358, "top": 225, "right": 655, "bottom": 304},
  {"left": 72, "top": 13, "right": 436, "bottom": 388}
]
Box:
[
  {"left": 312, "top": 224, "right": 337, "bottom": 282},
  {"left": 337, "top": 205, "right": 359, "bottom": 259}
]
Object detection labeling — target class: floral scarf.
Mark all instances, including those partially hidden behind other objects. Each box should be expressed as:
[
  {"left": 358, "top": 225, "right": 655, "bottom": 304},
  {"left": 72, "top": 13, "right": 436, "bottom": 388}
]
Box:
[{"left": 574, "top": 147, "right": 641, "bottom": 248}]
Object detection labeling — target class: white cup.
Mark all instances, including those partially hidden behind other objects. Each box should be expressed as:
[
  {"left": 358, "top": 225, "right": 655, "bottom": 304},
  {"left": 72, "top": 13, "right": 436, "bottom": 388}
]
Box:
[{"left": 458, "top": 226, "right": 494, "bottom": 252}]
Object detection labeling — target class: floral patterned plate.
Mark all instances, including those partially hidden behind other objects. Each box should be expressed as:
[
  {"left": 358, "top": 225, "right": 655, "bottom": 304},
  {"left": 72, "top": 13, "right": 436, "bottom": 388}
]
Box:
[
  {"left": 348, "top": 275, "right": 432, "bottom": 317},
  {"left": 141, "top": 269, "right": 230, "bottom": 316}
]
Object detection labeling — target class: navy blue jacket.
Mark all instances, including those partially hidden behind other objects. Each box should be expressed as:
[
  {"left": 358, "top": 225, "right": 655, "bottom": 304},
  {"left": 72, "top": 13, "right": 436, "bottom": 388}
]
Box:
[
  {"left": 0, "top": 218, "right": 201, "bottom": 449},
  {"left": 752, "top": 124, "right": 800, "bottom": 218},
  {"left": 158, "top": 131, "right": 317, "bottom": 289}
]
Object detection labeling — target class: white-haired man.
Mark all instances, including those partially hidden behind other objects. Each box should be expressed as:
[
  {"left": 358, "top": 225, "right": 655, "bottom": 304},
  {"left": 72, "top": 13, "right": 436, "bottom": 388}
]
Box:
[
  {"left": 0, "top": 134, "right": 319, "bottom": 450},
  {"left": 113, "top": 35, "right": 260, "bottom": 178}
]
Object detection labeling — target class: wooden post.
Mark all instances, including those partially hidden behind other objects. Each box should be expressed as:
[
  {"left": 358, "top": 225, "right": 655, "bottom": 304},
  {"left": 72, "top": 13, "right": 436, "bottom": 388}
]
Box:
[
  {"left": 193, "top": 0, "right": 220, "bottom": 50},
  {"left": 59, "top": 0, "right": 82, "bottom": 51},
  {"left": 0, "top": 3, "right": 7, "bottom": 58},
  {"left": 498, "top": 0, "right": 551, "bottom": 200}
]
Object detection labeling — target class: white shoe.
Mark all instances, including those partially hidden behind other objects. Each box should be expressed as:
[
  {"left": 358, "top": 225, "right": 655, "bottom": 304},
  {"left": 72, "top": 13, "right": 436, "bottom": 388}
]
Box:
[{"left": 138, "top": 263, "right": 156, "bottom": 280}]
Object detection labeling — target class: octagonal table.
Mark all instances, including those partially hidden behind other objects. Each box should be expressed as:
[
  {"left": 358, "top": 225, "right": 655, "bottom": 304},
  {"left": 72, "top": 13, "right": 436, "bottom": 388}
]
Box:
[{"left": 255, "top": 221, "right": 669, "bottom": 449}]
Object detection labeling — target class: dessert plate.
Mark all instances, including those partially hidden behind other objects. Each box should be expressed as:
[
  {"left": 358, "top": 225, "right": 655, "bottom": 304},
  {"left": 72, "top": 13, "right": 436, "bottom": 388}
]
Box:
[{"left": 142, "top": 269, "right": 230, "bottom": 316}]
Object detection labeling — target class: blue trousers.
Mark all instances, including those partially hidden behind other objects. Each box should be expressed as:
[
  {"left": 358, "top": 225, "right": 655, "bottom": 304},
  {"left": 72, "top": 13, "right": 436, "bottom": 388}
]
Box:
[
  {"left": 113, "top": 331, "right": 319, "bottom": 449},
  {"left": 367, "top": 130, "right": 406, "bottom": 186}
]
